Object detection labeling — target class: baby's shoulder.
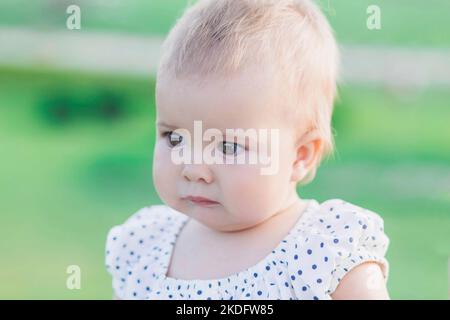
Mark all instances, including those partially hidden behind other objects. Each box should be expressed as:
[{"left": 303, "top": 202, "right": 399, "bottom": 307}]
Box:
[
  {"left": 301, "top": 198, "right": 389, "bottom": 249},
  {"left": 104, "top": 205, "right": 185, "bottom": 299},
  {"left": 310, "top": 198, "right": 386, "bottom": 233},
  {"left": 286, "top": 198, "right": 390, "bottom": 296},
  {"left": 105, "top": 205, "right": 184, "bottom": 263}
]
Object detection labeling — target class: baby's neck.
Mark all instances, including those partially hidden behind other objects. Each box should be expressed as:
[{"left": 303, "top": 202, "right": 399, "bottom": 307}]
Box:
[{"left": 252, "top": 194, "right": 307, "bottom": 236}]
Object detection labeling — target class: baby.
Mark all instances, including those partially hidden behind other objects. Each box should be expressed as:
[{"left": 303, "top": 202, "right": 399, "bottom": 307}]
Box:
[{"left": 105, "top": 0, "right": 390, "bottom": 300}]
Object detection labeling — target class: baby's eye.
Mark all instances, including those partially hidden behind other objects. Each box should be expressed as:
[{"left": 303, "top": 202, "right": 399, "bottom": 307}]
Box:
[
  {"left": 220, "top": 141, "right": 245, "bottom": 156},
  {"left": 163, "top": 131, "right": 183, "bottom": 147}
]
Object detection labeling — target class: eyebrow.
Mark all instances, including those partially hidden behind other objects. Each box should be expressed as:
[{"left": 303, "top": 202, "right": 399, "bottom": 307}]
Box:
[
  {"left": 155, "top": 122, "right": 257, "bottom": 143},
  {"left": 156, "top": 121, "right": 177, "bottom": 129}
]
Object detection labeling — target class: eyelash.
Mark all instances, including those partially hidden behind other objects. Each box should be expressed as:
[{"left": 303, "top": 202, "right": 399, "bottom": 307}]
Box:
[
  {"left": 160, "top": 131, "right": 171, "bottom": 138},
  {"left": 160, "top": 131, "right": 247, "bottom": 155}
]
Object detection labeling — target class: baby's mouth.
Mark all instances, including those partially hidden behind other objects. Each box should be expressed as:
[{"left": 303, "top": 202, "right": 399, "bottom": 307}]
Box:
[{"left": 182, "top": 196, "right": 220, "bottom": 207}]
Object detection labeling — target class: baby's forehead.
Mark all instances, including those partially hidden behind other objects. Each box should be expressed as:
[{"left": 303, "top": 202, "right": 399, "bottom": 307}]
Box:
[
  {"left": 156, "top": 66, "right": 293, "bottom": 129},
  {"left": 158, "top": 63, "right": 276, "bottom": 98}
]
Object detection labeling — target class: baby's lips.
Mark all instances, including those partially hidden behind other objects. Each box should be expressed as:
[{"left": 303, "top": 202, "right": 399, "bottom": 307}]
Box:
[{"left": 183, "top": 195, "right": 219, "bottom": 204}]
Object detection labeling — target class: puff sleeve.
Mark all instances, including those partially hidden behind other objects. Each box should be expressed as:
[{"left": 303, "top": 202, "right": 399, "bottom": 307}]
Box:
[
  {"left": 319, "top": 200, "right": 390, "bottom": 295},
  {"left": 105, "top": 206, "right": 163, "bottom": 299}
]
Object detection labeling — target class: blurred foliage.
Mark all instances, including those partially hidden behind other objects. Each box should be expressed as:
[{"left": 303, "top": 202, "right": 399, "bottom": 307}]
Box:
[
  {"left": 0, "top": 0, "right": 449, "bottom": 46},
  {"left": 0, "top": 0, "right": 449, "bottom": 301},
  {"left": 38, "top": 89, "right": 127, "bottom": 126},
  {"left": 0, "top": 66, "right": 449, "bottom": 299}
]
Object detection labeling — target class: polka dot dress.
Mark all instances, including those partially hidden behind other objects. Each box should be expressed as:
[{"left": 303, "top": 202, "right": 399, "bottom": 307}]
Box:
[{"left": 105, "top": 199, "right": 389, "bottom": 300}]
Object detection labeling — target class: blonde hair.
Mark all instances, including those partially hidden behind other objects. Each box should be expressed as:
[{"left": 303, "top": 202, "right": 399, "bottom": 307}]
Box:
[{"left": 157, "top": 0, "right": 339, "bottom": 185}]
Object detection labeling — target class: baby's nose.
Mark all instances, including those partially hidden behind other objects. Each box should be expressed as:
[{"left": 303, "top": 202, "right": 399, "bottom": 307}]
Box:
[{"left": 181, "top": 163, "right": 214, "bottom": 184}]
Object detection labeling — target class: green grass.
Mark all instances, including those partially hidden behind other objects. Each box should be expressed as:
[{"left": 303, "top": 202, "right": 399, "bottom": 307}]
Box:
[
  {"left": 0, "top": 66, "right": 449, "bottom": 299},
  {"left": 0, "top": 0, "right": 449, "bottom": 46}
]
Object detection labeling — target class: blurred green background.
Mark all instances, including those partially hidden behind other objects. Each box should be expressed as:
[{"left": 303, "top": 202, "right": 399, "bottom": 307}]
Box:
[{"left": 0, "top": 0, "right": 449, "bottom": 299}]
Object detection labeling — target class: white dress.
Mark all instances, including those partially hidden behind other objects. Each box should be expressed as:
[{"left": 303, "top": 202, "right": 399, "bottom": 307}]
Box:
[{"left": 105, "top": 199, "right": 389, "bottom": 300}]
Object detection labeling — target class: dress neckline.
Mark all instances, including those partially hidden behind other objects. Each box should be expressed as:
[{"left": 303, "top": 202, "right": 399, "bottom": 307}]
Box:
[{"left": 159, "top": 199, "right": 319, "bottom": 285}]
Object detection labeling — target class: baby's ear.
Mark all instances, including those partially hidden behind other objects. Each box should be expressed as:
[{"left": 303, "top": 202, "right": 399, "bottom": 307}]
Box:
[{"left": 291, "top": 130, "right": 323, "bottom": 183}]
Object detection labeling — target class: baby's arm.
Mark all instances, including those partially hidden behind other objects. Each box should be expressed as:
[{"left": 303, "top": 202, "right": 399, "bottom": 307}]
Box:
[{"left": 330, "top": 262, "right": 390, "bottom": 300}]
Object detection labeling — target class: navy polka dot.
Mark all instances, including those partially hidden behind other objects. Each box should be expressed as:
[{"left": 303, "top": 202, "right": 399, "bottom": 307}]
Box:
[{"left": 105, "top": 200, "right": 388, "bottom": 300}]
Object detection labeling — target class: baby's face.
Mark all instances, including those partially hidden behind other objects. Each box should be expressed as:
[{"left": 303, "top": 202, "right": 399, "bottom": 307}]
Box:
[{"left": 154, "top": 66, "right": 302, "bottom": 232}]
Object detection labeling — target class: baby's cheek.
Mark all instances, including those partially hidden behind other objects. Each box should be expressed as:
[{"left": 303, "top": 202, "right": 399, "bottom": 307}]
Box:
[
  {"left": 221, "top": 164, "right": 284, "bottom": 221},
  {"left": 153, "top": 145, "right": 178, "bottom": 204}
]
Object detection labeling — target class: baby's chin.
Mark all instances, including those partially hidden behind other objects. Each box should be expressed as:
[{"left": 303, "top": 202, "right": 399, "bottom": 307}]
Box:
[{"left": 174, "top": 200, "right": 268, "bottom": 232}]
